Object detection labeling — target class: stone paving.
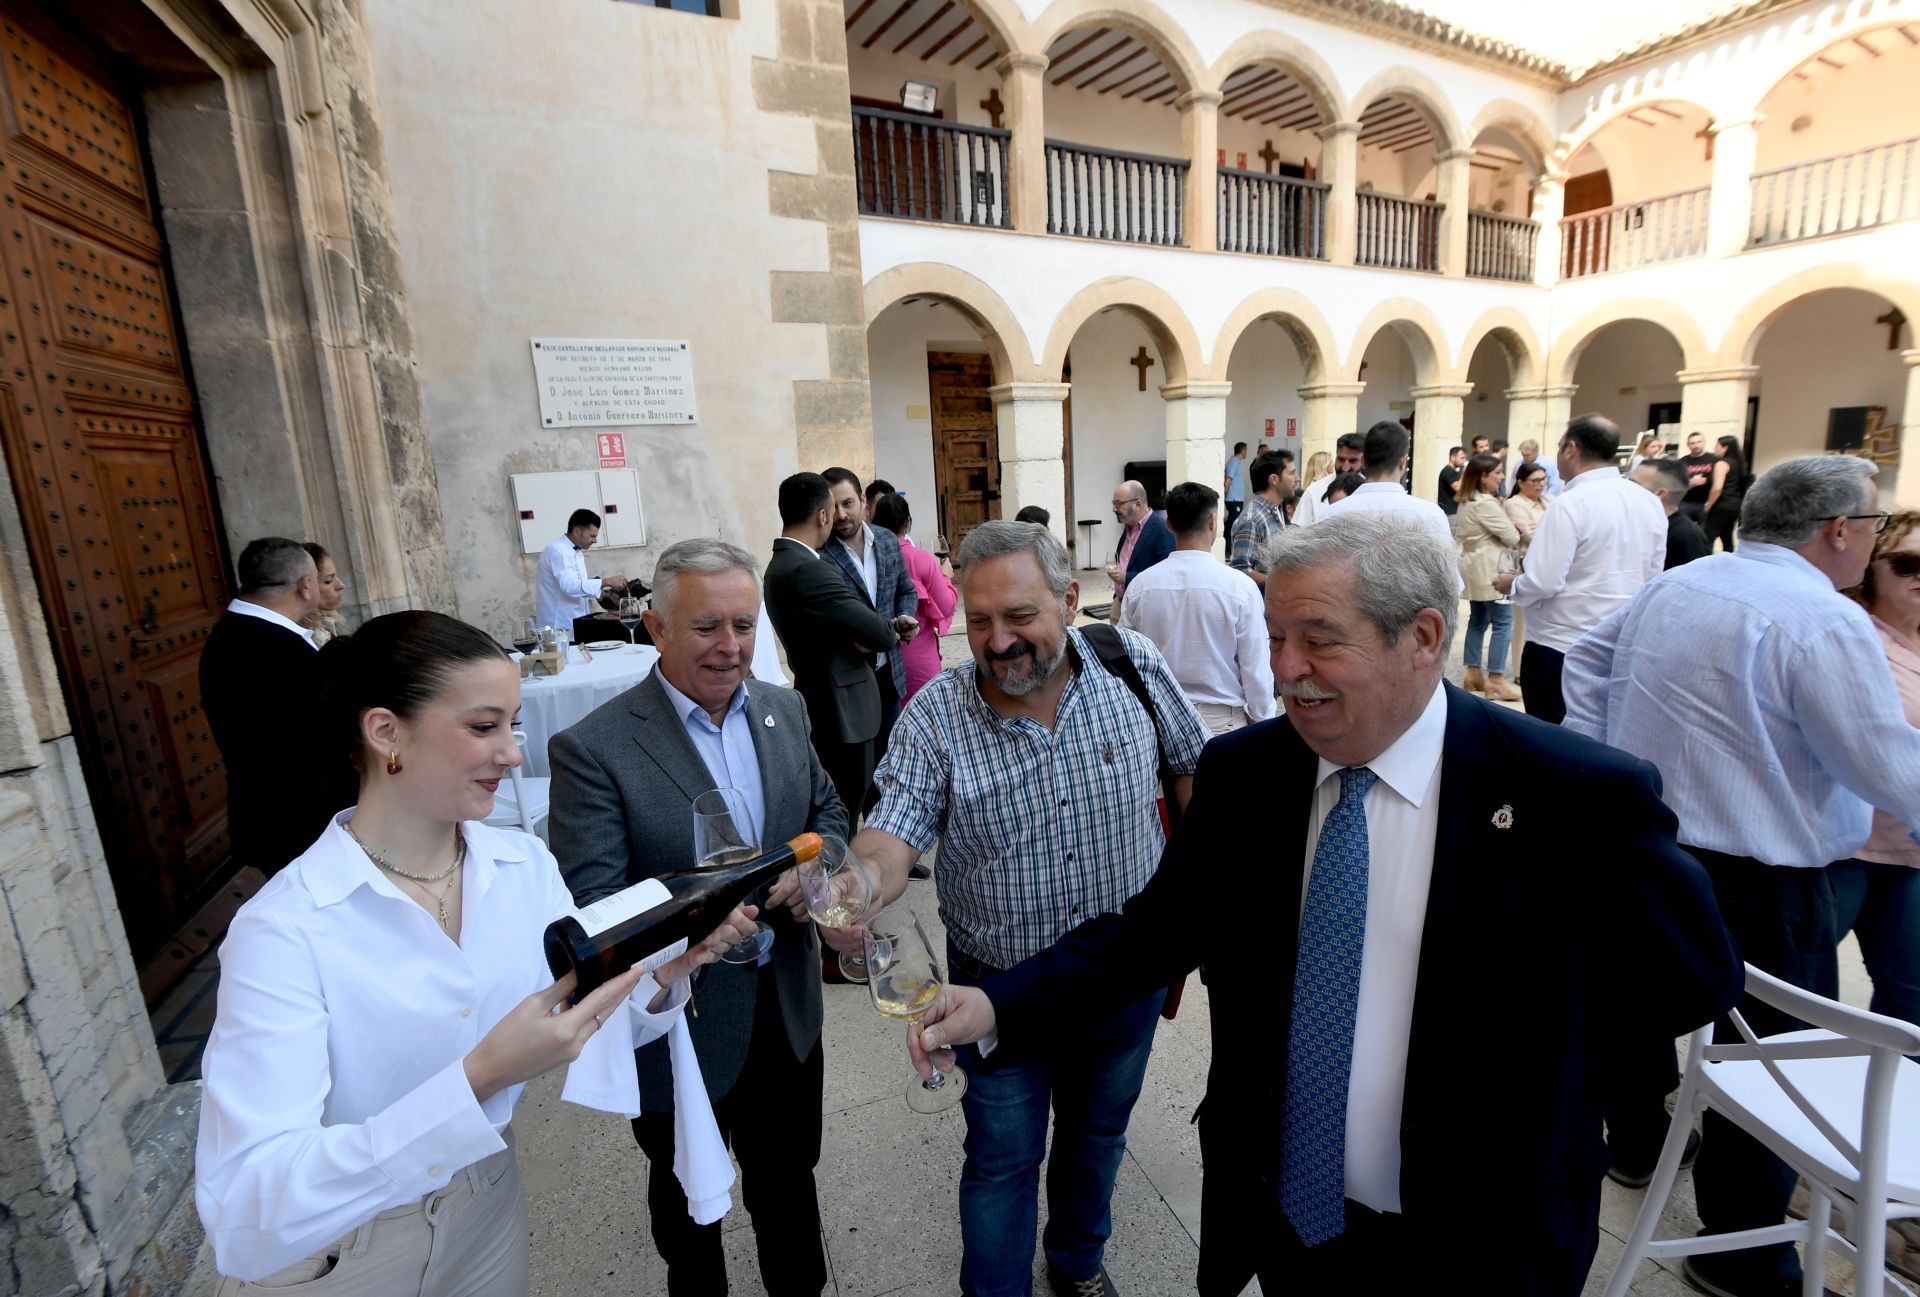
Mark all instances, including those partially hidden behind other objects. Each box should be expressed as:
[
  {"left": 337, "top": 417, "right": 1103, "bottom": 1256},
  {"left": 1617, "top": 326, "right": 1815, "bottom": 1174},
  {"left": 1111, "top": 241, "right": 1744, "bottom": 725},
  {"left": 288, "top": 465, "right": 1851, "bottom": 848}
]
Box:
[{"left": 152, "top": 563, "right": 1894, "bottom": 1296}]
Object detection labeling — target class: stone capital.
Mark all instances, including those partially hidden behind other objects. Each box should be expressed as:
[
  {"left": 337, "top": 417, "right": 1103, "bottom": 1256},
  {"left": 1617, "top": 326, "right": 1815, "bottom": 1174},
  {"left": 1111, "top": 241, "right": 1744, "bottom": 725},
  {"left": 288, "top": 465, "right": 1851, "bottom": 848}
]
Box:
[
  {"left": 1435, "top": 147, "right": 1476, "bottom": 164},
  {"left": 988, "top": 381, "right": 1071, "bottom": 405},
  {"left": 1675, "top": 365, "right": 1760, "bottom": 385},
  {"left": 1297, "top": 381, "right": 1367, "bottom": 399},
  {"left": 1174, "top": 89, "right": 1223, "bottom": 112},
  {"left": 994, "top": 51, "right": 1050, "bottom": 77},
  {"left": 1902, "top": 348, "right": 1920, "bottom": 369},
  {"left": 1409, "top": 383, "right": 1475, "bottom": 399},
  {"left": 1505, "top": 385, "right": 1579, "bottom": 400},
  {"left": 1317, "top": 120, "right": 1363, "bottom": 141},
  {"left": 1707, "top": 114, "right": 1764, "bottom": 136},
  {"left": 1160, "top": 380, "right": 1233, "bottom": 401}
]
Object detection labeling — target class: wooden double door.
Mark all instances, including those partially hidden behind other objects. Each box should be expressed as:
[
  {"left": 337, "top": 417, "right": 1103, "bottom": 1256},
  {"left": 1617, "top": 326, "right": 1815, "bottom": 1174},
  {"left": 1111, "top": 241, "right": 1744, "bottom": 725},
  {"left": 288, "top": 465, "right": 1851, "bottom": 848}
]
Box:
[
  {"left": 0, "top": 5, "right": 233, "bottom": 965},
  {"left": 927, "top": 351, "right": 1000, "bottom": 551}
]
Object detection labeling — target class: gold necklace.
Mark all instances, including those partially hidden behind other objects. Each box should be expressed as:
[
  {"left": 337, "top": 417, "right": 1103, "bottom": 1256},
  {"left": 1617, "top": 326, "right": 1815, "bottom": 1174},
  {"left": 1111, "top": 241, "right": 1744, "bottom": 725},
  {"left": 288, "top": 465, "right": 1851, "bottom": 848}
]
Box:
[{"left": 346, "top": 822, "right": 465, "bottom": 930}]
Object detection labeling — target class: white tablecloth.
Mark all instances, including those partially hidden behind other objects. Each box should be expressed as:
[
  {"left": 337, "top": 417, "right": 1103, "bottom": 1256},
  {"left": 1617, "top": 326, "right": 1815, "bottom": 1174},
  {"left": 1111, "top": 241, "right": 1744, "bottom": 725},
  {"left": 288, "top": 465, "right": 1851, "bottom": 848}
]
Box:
[{"left": 516, "top": 643, "right": 660, "bottom": 776}]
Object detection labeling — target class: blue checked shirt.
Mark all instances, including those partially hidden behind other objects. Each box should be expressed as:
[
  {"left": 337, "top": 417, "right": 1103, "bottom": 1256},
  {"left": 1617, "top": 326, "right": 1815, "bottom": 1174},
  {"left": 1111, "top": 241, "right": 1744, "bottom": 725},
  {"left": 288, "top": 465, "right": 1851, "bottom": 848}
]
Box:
[
  {"left": 1228, "top": 495, "right": 1284, "bottom": 575},
  {"left": 1564, "top": 542, "right": 1920, "bottom": 867},
  {"left": 867, "top": 626, "right": 1210, "bottom": 969}
]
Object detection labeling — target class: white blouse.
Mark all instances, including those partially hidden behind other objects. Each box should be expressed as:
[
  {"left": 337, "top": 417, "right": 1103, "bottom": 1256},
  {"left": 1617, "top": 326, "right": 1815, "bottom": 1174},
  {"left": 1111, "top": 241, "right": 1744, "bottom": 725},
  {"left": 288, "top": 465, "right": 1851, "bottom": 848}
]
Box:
[{"left": 195, "top": 813, "right": 696, "bottom": 1281}]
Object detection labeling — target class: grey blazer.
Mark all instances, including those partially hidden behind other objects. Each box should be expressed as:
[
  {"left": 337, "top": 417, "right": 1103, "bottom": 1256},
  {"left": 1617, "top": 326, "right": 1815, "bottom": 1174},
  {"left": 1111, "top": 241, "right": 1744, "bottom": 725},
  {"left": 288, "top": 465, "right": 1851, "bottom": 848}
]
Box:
[{"left": 548, "top": 670, "right": 849, "bottom": 1109}]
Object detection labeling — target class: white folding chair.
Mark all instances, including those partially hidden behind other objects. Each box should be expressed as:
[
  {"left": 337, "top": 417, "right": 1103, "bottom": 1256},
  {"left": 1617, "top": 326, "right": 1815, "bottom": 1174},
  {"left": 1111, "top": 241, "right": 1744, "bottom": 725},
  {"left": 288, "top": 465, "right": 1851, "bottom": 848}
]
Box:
[
  {"left": 1601, "top": 964, "right": 1920, "bottom": 1297},
  {"left": 483, "top": 731, "right": 551, "bottom": 844}
]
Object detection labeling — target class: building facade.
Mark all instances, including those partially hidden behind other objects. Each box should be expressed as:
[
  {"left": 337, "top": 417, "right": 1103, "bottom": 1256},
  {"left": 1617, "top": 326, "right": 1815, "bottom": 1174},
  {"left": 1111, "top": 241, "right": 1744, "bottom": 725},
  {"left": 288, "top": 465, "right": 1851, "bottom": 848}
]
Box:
[{"left": 0, "top": 0, "right": 1912, "bottom": 1290}]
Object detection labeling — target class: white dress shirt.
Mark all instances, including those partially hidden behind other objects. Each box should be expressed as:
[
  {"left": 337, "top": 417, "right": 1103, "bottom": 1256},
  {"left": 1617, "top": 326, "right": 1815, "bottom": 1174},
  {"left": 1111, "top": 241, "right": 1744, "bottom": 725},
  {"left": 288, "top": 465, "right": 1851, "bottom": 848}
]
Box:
[
  {"left": 1325, "top": 483, "right": 1463, "bottom": 591},
  {"left": 1293, "top": 473, "right": 1338, "bottom": 527},
  {"left": 1564, "top": 543, "right": 1920, "bottom": 867},
  {"left": 196, "top": 814, "right": 699, "bottom": 1281},
  {"left": 1117, "top": 549, "right": 1276, "bottom": 720},
  {"left": 1509, "top": 466, "right": 1666, "bottom": 653},
  {"left": 536, "top": 535, "right": 604, "bottom": 629},
  {"left": 227, "top": 597, "right": 316, "bottom": 648},
  {"left": 1300, "top": 679, "right": 1446, "bottom": 1214},
  {"left": 833, "top": 523, "right": 888, "bottom": 670}
]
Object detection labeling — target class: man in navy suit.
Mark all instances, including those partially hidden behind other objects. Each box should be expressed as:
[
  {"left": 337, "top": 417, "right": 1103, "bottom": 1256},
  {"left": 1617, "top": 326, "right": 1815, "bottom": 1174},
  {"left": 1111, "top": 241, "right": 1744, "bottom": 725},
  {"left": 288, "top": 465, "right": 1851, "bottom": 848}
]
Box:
[
  {"left": 820, "top": 467, "right": 919, "bottom": 816},
  {"left": 913, "top": 514, "right": 1742, "bottom": 1297},
  {"left": 1105, "top": 480, "right": 1174, "bottom": 623}
]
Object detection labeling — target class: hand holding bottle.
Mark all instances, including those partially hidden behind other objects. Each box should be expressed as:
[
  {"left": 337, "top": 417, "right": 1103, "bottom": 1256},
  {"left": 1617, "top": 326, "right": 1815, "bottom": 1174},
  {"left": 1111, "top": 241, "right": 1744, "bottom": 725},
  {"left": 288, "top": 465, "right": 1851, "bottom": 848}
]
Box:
[{"left": 650, "top": 904, "right": 760, "bottom": 984}]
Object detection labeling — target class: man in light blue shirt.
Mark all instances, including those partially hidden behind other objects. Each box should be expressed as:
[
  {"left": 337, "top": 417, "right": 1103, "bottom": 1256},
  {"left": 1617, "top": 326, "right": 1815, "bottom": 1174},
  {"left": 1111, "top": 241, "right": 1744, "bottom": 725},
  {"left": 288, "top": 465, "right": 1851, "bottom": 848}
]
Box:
[
  {"left": 1563, "top": 455, "right": 1920, "bottom": 1297},
  {"left": 1223, "top": 440, "right": 1249, "bottom": 533},
  {"left": 1508, "top": 437, "right": 1562, "bottom": 498}
]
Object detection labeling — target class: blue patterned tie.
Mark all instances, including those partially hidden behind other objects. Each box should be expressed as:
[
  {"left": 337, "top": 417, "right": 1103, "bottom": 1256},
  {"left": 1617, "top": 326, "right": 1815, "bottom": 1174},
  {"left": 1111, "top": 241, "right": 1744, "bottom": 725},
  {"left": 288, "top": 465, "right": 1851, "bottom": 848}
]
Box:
[{"left": 1281, "top": 765, "right": 1377, "bottom": 1247}]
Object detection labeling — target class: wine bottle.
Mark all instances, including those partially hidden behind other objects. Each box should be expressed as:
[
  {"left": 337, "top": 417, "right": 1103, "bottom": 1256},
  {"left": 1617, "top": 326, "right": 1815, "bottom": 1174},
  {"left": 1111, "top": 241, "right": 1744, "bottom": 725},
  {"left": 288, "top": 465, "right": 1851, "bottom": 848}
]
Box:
[{"left": 544, "top": 831, "right": 822, "bottom": 998}]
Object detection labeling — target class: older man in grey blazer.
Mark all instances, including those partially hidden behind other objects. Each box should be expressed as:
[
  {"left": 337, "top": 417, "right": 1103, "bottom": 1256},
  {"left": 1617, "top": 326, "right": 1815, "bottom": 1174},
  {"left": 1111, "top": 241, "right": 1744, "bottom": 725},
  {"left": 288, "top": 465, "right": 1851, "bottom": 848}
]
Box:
[{"left": 550, "top": 538, "right": 847, "bottom": 1297}]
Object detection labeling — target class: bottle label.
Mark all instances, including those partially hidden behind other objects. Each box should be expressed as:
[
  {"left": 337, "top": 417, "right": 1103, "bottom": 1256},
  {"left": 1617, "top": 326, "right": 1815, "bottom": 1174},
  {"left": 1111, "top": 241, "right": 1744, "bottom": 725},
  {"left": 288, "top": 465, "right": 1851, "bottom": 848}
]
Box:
[{"left": 574, "top": 878, "right": 689, "bottom": 971}]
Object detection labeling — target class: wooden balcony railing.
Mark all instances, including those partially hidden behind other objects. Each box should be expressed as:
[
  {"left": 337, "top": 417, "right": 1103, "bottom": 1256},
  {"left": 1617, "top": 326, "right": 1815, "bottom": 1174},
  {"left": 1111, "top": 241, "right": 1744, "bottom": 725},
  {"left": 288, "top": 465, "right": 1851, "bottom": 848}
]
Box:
[
  {"left": 852, "top": 106, "right": 1011, "bottom": 228},
  {"left": 1355, "top": 191, "right": 1442, "bottom": 271},
  {"left": 1045, "top": 139, "right": 1187, "bottom": 246},
  {"left": 1559, "top": 187, "right": 1708, "bottom": 279},
  {"left": 1748, "top": 136, "right": 1920, "bottom": 247},
  {"left": 1217, "top": 168, "right": 1328, "bottom": 259},
  {"left": 1465, "top": 211, "right": 1537, "bottom": 282}
]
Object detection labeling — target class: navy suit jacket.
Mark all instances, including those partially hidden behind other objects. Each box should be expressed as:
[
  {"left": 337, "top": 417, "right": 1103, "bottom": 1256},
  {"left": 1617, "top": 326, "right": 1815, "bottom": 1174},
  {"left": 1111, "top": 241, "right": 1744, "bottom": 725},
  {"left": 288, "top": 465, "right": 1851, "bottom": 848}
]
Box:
[
  {"left": 822, "top": 525, "right": 917, "bottom": 697},
  {"left": 1122, "top": 510, "right": 1175, "bottom": 589},
  {"left": 980, "top": 685, "right": 1742, "bottom": 1297}
]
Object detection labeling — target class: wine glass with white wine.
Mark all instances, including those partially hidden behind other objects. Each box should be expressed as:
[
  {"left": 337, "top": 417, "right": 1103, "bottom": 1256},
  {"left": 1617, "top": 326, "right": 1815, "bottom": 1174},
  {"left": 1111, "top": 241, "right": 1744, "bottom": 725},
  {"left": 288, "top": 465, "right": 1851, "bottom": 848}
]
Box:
[
  {"left": 691, "top": 787, "right": 773, "bottom": 964},
  {"left": 795, "top": 836, "right": 876, "bottom": 983},
  {"left": 863, "top": 907, "right": 965, "bottom": 1113}
]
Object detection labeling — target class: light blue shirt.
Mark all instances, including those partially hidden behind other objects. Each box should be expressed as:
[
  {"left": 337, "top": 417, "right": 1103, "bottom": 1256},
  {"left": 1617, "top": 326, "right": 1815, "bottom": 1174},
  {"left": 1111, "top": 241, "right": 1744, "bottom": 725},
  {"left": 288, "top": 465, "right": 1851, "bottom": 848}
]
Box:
[
  {"left": 1563, "top": 542, "right": 1920, "bottom": 868},
  {"left": 1224, "top": 453, "right": 1247, "bottom": 503},
  {"left": 1510, "top": 455, "right": 1561, "bottom": 498},
  {"left": 653, "top": 672, "right": 767, "bottom": 849}
]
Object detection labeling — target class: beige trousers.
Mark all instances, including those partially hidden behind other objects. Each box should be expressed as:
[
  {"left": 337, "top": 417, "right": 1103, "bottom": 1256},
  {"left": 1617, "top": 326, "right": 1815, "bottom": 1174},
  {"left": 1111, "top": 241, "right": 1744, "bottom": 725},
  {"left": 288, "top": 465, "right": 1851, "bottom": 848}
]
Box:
[
  {"left": 1194, "top": 702, "right": 1251, "bottom": 735},
  {"left": 216, "top": 1137, "right": 528, "bottom": 1297}
]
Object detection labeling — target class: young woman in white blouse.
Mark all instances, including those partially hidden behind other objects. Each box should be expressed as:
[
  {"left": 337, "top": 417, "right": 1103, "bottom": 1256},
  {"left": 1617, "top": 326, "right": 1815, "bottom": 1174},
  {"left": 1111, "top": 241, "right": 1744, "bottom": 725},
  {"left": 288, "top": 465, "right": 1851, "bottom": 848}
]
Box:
[{"left": 196, "top": 610, "right": 755, "bottom": 1294}]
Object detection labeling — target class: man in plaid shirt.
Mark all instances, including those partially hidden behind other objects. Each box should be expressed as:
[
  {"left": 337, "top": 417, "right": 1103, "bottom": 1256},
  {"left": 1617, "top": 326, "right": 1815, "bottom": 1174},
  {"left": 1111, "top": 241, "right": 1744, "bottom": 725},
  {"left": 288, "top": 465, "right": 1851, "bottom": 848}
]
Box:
[
  {"left": 787, "top": 521, "right": 1207, "bottom": 1297},
  {"left": 1228, "top": 450, "right": 1295, "bottom": 587}
]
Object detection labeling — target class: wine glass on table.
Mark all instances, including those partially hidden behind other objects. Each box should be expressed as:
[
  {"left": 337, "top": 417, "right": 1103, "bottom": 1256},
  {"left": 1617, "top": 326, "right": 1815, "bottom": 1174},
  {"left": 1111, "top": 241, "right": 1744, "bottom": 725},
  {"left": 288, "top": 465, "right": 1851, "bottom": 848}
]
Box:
[
  {"left": 692, "top": 787, "right": 774, "bottom": 964},
  {"left": 864, "top": 907, "right": 966, "bottom": 1113},
  {"left": 618, "top": 594, "right": 645, "bottom": 651},
  {"left": 511, "top": 616, "right": 539, "bottom": 658},
  {"left": 795, "top": 836, "right": 876, "bottom": 983}
]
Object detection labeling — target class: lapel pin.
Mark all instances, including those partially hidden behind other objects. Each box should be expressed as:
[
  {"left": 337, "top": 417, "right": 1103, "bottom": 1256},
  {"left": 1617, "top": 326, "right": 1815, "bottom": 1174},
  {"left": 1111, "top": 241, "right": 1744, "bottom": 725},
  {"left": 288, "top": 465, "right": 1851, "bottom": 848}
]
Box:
[
  {"left": 1492, "top": 804, "right": 1515, "bottom": 830},
  {"left": 764, "top": 714, "right": 776, "bottom": 728}
]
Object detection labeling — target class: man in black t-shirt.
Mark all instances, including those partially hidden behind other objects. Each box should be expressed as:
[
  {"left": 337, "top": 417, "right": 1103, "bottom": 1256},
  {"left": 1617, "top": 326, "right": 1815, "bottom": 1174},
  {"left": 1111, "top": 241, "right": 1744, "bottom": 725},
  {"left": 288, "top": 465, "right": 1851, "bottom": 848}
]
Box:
[
  {"left": 1632, "top": 458, "right": 1711, "bottom": 570},
  {"left": 1436, "top": 445, "right": 1466, "bottom": 517},
  {"left": 1678, "top": 431, "right": 1716, "bottom": 524}
]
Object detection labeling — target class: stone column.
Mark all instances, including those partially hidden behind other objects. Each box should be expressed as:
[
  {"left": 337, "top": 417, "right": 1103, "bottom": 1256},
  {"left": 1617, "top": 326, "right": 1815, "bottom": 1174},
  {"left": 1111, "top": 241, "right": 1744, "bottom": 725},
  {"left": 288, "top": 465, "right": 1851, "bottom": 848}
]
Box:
[
  {"left": 1317, "top": 121, "right": 1361, "bottom": 267},
  {"left": 1506, "top": 384, "right": 1578, "bottom": 454},
  {"left": 1706, "top": 115, "right": 1762, "bottom": 258},
  {"left": 990, "top": 381, "right": 1070, "bottom": 545},
  {"left": 1435, "top": 147, "right": 1474, "bottom": 277},
  {"left": 1895, "top": 349, "right": 1920, "bottom": 509},
  {"left": 1678, "top": 365, "right": 1759, "bottom": 445},
  {"left": 1410, "top": 384, "right": 1474, "bottom": 501},
  {"left": 1531, "top": 169, "right": 1566, "bottom": 287},
  {"left": 1297, "top": 381, "right": 1367, "bottom": 465},
  {"left": 1162, "top": 380, "right": 1233, "bottom": 554},
  {"left": 998, "top": 53, "right": 1050, "bottom": 236},
  {"left": 1178, "top": 89, "right": 1222, "bottom": 252}
]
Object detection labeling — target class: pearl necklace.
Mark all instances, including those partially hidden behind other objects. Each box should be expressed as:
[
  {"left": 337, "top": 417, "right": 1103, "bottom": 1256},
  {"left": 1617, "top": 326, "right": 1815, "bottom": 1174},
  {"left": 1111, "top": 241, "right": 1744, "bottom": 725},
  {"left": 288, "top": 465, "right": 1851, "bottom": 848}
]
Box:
[{"left": 345, "top": 821, "right": 466, "bottom": 931}]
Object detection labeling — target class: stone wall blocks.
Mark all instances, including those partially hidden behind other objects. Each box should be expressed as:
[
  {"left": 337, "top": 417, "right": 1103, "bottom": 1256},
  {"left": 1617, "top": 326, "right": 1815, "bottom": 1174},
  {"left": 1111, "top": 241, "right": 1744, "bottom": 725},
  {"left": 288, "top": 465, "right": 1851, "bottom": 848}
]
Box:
[
  {"left": 813, "top": 119, "right": 855, "bottom": 179},
  {"left": 777, "top": 1, "right": 814, "bottom": 63},
  {"left": 771, "top": 271, "right": 863, "bottom": 325},
  {"left": 826, "top": 325, "right": 870, "bottom": 382},
  {"left": 793, "top": 379, "right": 874, "bottom": 430},
  {"left": 751, "top": 60, "right": 848, "bottom": 121},
  {"left": 768, "top": 171, "right": 841, "bottom": 221},
  {"left": 810, "top": 2, "right": 851, "bottom": 69}
]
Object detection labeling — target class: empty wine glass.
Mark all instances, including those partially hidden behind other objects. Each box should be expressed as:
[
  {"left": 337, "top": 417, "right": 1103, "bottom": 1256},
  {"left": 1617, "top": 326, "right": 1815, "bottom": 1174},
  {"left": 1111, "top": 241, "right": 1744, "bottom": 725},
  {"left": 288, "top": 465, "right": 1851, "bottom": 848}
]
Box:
[
  {"left": 864, "top": 907, "right": 966, "bottom": 1113},
  {"left": 796, "top": 837, "right": 876, "bottom": 983},
  {"left": 692, "top": 788, "right": 773, "bottom": 964},
  {"left": 618, "top": 594, "right": 645, "bottom": 650}
]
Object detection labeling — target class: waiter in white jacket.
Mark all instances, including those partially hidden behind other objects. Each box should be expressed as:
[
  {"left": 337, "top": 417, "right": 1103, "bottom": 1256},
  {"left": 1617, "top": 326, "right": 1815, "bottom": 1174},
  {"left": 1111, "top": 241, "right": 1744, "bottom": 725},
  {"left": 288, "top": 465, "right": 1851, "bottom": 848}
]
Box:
[{"left": 537, "top": 507, "right": 628, "bottom": 629}]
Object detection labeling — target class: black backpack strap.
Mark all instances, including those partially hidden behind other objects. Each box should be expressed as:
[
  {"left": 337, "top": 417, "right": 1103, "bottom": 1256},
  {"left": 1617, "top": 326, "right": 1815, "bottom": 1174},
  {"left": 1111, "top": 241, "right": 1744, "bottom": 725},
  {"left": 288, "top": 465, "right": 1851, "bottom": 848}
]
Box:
[{"left": 1078, "top": 624, "right": 1180, "bottom": 828}]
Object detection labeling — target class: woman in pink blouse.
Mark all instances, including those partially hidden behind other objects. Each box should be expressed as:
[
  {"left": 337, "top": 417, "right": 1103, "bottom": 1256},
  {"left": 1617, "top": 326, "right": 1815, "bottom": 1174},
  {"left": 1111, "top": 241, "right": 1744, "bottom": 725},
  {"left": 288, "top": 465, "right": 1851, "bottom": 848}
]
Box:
[
  {"left": 1841, "top": 509, "right": 1920, "bottom": 1029},
  {"left": 872, "top": 492, "right": 957, "bottom": 702}
]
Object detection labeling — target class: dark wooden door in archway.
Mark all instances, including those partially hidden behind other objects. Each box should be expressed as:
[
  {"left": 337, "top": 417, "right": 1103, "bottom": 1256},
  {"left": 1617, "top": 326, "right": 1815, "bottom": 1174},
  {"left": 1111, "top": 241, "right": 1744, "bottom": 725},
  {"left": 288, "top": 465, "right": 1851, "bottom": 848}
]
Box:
[
  {"left": 0, "top": 6, "right": 231, "bottom": 964},
  {"left": 927, "top": 351, "right": 1000, "bottom": 551}
]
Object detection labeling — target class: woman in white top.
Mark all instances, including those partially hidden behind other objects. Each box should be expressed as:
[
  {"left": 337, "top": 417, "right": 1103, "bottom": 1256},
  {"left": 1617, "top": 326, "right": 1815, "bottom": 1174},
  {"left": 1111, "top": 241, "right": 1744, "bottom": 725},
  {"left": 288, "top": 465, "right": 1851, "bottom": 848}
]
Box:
[{"left": 196, "top": 610, "right": 755, "bottom": 1293}]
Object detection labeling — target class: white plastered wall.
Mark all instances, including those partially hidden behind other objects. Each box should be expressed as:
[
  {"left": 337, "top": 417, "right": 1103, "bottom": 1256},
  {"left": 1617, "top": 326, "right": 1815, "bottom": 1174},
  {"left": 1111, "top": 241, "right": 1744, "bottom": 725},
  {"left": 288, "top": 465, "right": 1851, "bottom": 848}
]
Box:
[
  {"left": 1569, "top": 321, "right": 1687, "bottom": 437},
  {"left": 1464, "top": 340, "right": 1516, "bottom": 446},
  {"left": 1356, "top": 330, "right": 1418, "bottom": 430},
  {"left": 1223, "top": 320, "right": 1309, "bottom": 459},
  {"left": 1066, "top": 311, "right": 1168, "bottom": 556},
  {"left": 1751, "top": 289, "right": 1911, "bottom": 470},
  {"left": 362, "top": 0, "right": 832, "bottom": 639}
]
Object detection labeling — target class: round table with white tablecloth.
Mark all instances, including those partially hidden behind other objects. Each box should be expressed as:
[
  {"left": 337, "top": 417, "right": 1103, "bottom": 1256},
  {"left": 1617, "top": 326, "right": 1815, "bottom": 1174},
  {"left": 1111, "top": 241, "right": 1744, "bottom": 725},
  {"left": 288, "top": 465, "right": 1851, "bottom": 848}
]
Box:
[{"left": 514, "top": 642, "right": 660, "bottom": 776}]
